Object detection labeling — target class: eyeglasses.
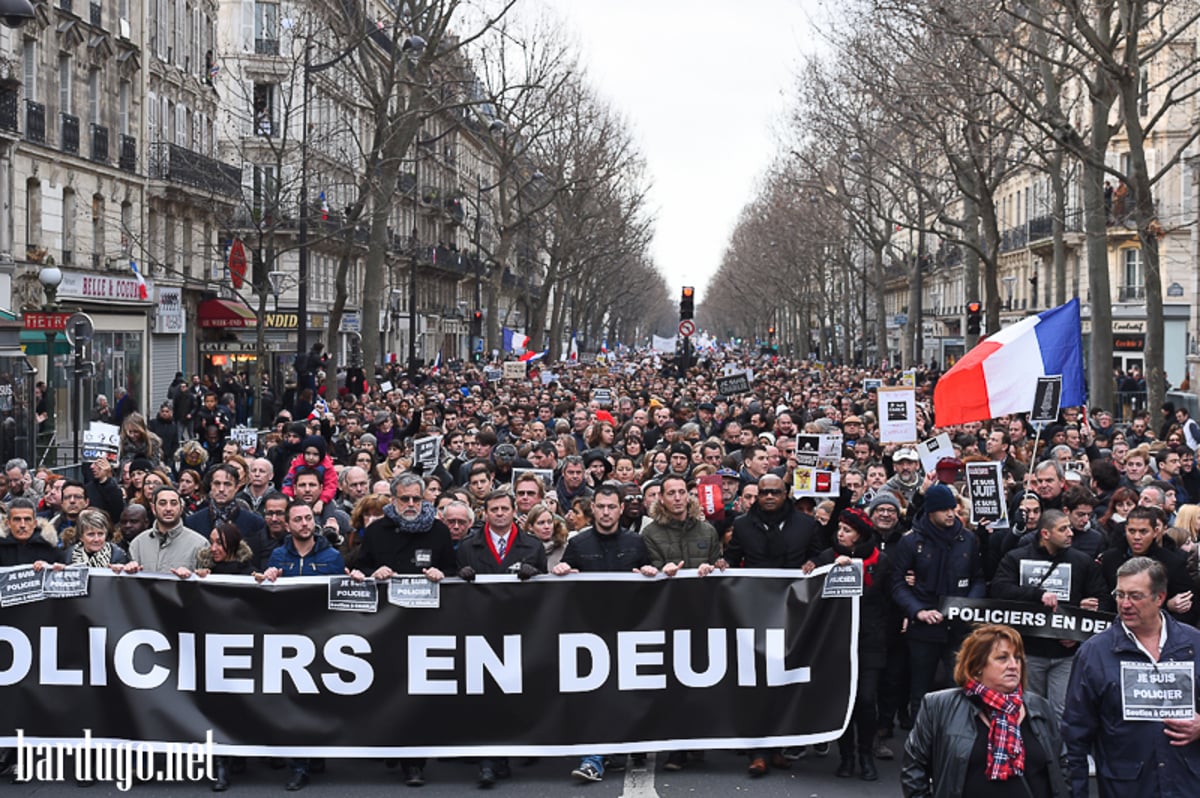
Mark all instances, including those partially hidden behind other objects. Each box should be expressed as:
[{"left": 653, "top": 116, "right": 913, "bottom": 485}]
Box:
[
  {"left": 759, "top": 489, "right": 785, "bottom": 496},
  {"left": 395, "top": 495, "right": 422, "bottom": 504},
  {"left": 1111, "top": 589, "right": 1153, "bottom": 603}
]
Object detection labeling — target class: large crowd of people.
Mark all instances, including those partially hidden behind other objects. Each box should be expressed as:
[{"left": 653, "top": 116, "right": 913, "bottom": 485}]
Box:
[{"left": 3, "top": 347, "right": 1200, "bottom": 794}]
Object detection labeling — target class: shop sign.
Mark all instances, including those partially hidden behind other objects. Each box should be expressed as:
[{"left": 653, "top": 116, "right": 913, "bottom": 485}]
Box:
[
  {"left": 155, "top": 287, "right": 185, "bottom": 334},
  {"left": 200, "top": 341, "right": 279, "bottom": 354},
  {"left": 262, "top": 312, "right": 327, "bottom": 330},
  {"left": 1114, "top": 334, "right": 1145, "bottom": 352},
  {"left": 1113, "top": 319, "right": 1147, "bottom": 334},
  {"left": 58, "top": 271, "right": 155, "bottom": 303},
  {"left": 339, "top": 312, "right": 361, "bottom": 333}
]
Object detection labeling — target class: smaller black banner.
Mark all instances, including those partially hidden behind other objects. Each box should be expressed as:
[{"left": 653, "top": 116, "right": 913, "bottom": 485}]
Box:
[
  {"left": 716, "top": 373, "right": 751, "bottom": 396},
  {"left": 940, "top": 597, "right": 1114, "bottom": 642},
  {"left": 1031, "top": 375, "right": 1063, "bottom": 422},
  {"left": 327, "top": 577, "right": 379, "bottom": 613}
]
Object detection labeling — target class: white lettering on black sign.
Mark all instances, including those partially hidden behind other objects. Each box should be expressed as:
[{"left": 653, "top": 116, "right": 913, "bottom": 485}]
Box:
[
  {"left": 821, "top": 562, "right": 863, "bottom": 598},
  {"left": 1121, "top": 661, "right": 1195, "bottom": 721},
  {"left": 327, "top": 577, "right": 379, "bottom": 613},
  {"left": 389, "top": 576, "right": 440, "bottom": 609},
  {"left": 1019, "top": 561, "right": 1072, "bottom": 602}
]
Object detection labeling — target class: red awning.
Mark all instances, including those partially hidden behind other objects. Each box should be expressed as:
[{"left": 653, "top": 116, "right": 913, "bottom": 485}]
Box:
[{"left": 197, "top": 299, "right": 258, "bottom": 329}]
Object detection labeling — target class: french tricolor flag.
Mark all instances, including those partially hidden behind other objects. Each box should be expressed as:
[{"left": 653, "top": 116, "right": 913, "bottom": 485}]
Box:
[
  {"left": 519, "top": 348, "right": 547, "bottom": 363},
  {"left": 933, "top": 298, "right": 1086, "bottom": 426},
  {"left": 502, "top": 327, "right": 529, "bottom": 352},
  {"left": 130, "top": 259, "right": 148, "bottom": 300}
]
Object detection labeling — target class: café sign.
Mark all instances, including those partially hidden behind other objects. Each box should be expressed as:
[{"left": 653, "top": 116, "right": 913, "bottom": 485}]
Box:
[{"left": 58, "top": 271, "right": 154, "bottom": 303}]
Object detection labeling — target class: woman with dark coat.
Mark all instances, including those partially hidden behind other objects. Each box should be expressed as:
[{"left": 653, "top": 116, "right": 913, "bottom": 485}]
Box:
[
  {"left": 193, "top": 523, "right": 255, "bottom": 577},
  {"left": 805, "top": 507, "right": 890, "bottom": 781},
  {"left": 902, "top": 624, "right": 1068, "bottom": 798}
]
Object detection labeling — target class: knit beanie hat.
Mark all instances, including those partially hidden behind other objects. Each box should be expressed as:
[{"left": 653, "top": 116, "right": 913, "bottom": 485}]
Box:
[{"left": 924, "top": 483, "right": 958, "bottom": 513}]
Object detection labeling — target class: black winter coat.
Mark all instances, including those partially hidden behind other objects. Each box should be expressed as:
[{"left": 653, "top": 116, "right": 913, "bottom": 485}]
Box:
[
  {"left": 352, "top": 513, "right": 457, "bottom": 576},
  {"left": 811, "top": 535, "right": 890, "bottom": 669},
  {"left": 726, "top": 505, "right": 822, "bottom": 568},
  {"left": 562, "top": 527, "right": 651, "bottom": 573},
  {"left": 456, "top": 525, "right": 547, "bottom": 576}
]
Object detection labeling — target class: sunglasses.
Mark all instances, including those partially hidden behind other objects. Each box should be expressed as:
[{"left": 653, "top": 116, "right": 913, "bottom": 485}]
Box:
[
  {"left": 759, "top": 489, "right": 785, "bottom": 496},
  {"left": 622, "top": 495, "right": 644, "bottom": 502}
]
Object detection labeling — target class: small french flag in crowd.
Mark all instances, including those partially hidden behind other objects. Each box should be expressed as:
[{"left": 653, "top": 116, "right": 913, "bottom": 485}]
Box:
[
  {"left": 933, "top": 299, "right": 1086, "bottom": 425},
  {"left": 130, "top": 259, "right": 148, "bottom": 300},
  {"left": 430, "top": 351, "right": 442, "bottom": 373},
  {"left": 519, "top": 349, "right": 547, "bottom": 363}
]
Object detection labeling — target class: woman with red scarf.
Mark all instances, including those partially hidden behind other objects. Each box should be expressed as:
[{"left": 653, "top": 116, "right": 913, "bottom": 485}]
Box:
[
  {"left": 806, "top": 507, "right": 890, "bottom": 781},
  {"left": 901, "top": 624, "right": 1068, "bottom": 797}
]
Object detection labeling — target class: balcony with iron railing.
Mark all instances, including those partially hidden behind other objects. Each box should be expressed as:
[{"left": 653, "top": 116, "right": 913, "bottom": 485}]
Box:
[
  {"left": 60, "top": 113, "right": 79, "bottom": 154},
  {"left": 118, "top": 134, "right": 136, "bottom": 172},
  {"left": 23, "top": 101, "right": 44, "bottom": 144},
  {"left": 254, "top": 38, "right": 279, "bottom": 55},
  {"left": 1118, "top": 285, "right": 1146, "bottom": 302},
  {"left": 90, "top": 123, "right": 108, "bottom": 163},
  {"left": 147, "top": 141, "right": 242, "bottom": 199}
]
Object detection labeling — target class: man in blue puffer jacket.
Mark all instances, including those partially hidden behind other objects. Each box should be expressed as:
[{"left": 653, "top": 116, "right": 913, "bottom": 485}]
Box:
[
  {"left": 888, "top": 482, "right": 985, "bottom": 723},
  {"left": 259, "top": 500, "right": 346, "bottom": 579}
]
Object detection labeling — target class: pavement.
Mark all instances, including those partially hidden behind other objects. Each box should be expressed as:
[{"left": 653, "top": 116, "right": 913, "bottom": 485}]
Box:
[{"left": 4, "top": 748, "right": 907, "bottom": 796}]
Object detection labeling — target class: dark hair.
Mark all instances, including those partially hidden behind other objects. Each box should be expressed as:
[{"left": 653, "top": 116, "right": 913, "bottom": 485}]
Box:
[
  {"left": 593, "top": 484, "right": 622, "bottom": 503},
  {"left": 286, "top": 499, "right": 313, "bottom": 520},
  {"left": 483, "top": 488, "right": 514, "bottom": 509},
  {"left": 262, "top": 490, "right": 288, "bottom": 506},
  {"left": 211, "top": 522, "right": 244, "bottom": 558},
  {"left": 1063, "top": 486, "right": 1097, "bottom": 511},
  {"left": 61, "top": 479, "right": 87, "bottom": 496},
  {"left": 293, "top": 466, "right": 322, "bottom": 485},
  {"left": 206, "top": 464, "right": 239, "bottom": 488},
  {"left": 1126, "top": 505, "right": 1159, "bottom": 526},
  {"left": 6, "top": 497, "right": 35, "bottom": 515},
  {"left": 1089, "top": 460, "right": 1120, "bottom": 492}
]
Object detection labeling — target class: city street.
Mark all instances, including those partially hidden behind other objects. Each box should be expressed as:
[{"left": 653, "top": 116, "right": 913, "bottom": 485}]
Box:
[{"left": 5, "top": 751, "right": 906, "bottom": 796}]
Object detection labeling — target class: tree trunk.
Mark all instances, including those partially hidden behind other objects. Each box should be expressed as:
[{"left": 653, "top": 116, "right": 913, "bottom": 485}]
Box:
[
  {"left": 873, "top": 243, "right": 889, "bottom": 366},
  {"left": 1083, "top": 84, "right": 1116, "bottom": 413},
  {"left": 359, "top": 166, "right": 399, "bottom": 382},
  {"left": 1049, "top": 148, "right": 1069, "bottom": 305}
]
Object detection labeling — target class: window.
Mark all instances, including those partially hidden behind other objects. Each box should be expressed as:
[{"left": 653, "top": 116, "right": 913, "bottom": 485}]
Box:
[
  {"left": 252, "top": 164, "right": 278, "bottom": 219},
  {"left": 253, "top": 83, "right": 275, "bottom": 136},
  {"left": 119, "top": 80, "right": 129, "bottom": 135},
  {"left": 22, "top": 39, "right": 36, "bottom": 101},
  {"left": 58, "top": 55, "right": 71, "bottom": 116},
  {"left": 254, "top": 2, "right": 278, "bottom": 54},
  {"left": 1123, "top": 248, "right": 1142, "bottom": 287},
  {"left": 25, "top": 178, "right": 41, "bottom": 250},
  {"left": 146, "top": 90, "right": 157, "bottom": 141},
  {"left": 92, "top": 194, "right": 106, "bottom": 265},
  {"left": 88, "top": 70, "right": 100, "bottom": 125},
  {"left": 62, "top": 188, "right": 76, "bottom": 263}
]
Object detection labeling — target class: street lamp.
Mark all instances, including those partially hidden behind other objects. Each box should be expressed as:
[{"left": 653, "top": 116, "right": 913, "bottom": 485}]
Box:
[
  {"left": 267, "top": 270, "right": 290, "bottom": 311},
  {"left": 37, "top": 262, "right": 62, "bottom": 448},
  {"left": 0, "top": 0, "right": 34, "bottom": 28}
]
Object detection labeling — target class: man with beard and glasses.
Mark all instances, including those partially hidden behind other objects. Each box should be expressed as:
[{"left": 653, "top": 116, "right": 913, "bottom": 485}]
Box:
[
  {"left": 185, "top": 464, "right": 269, "bottom": 569},
  {"left": 348, "top": 472, "right": 454, "bottom": 787}
]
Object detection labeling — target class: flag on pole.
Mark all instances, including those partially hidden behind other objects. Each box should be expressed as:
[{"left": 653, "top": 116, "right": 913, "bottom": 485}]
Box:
[
  {"left": 601, "top": 338, "right": 608, "bottom": 354},
  {"left": 430, "top": 350, "right": 442, "bottom": 374},
  {"left": 502, "top": 327, "right": 530, "bottom": 352},
  {"left": 933, "top": 298, "right": 1086, "bottom": 425},
  {"left": 319, "top": 191, "right": 329, "bottom": 221},
  {"left": 520, "top": 349, "right": 547, "bottom": 363},
  {"left": 130, "top": 259, "right": 148, "bottom": 300},
  {"left": 308, "top": 396, "right": 329, "bottom": 420},
  {"left": 568, "top": 332, "right": 578, "bottom": 362}
]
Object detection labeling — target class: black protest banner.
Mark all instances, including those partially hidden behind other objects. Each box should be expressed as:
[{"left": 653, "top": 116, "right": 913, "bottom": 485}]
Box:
[
  {"left": 940, "top": 597, "right": 1114, "bottom": 643},
  {"left": 0, "top": 569, "right": 857, "bottom": 757}
]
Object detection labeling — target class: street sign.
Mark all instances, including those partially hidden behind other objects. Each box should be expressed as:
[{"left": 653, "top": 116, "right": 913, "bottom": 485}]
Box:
[
  {"left": 23, "top": 311, "right": 72, "bottom": 331},
  {"left": 63, "top": 313, "right": 95, "bottom": 345},
  {"left": 678, "top": 319, "right": 695, "bottom": 337}
]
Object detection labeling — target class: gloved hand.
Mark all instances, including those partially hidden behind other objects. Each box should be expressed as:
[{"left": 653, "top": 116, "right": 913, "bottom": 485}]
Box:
[
  {"left": 324, "top": 528, "right": 344, "bottom": 548},
  {"left": 516, "top": 562, "right": 539, "bottom": 581},
  {"left": 457, "top": 566, "right": 477, "bottom": 582},
  {"left": 411, "top": 461, "right": 426, "bottom": 476}
]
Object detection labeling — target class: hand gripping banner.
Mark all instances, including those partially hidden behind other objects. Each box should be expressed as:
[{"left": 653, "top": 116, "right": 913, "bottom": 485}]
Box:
[{"left": 0, "top": 568, "right": 857, "bottom": 757}]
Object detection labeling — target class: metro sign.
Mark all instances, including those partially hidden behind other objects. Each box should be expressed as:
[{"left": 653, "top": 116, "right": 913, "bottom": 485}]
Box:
[{"left": 23, "top": 312, "right": 72, "bottom": 331}]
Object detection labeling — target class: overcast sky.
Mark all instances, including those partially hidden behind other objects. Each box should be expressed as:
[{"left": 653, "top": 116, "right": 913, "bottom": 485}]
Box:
[{"left": 539, "top": 0, "right": 821, "bottom": 301}]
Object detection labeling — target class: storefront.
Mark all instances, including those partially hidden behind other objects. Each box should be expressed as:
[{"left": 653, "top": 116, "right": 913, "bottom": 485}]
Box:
[
  {"left": 1082, "top": 303, "right": 1191, "bottom": 380},
  {"left": 196, "top": 298, "right": 328, "bottom": 387},
  {"left": 52, "top": 270, "right": 157, "bottom": 427}
]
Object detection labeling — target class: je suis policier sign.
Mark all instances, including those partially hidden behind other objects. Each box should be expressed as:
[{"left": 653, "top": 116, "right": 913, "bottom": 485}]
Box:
[{"left": 0, "top": 568, "right": 858, "bottom": 756}]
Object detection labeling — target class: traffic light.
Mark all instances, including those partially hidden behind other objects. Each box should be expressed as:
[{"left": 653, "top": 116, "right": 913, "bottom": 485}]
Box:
[
  {"left": 966, "top": 301, "right": 983, "bottom": 335},
  {"left": 470, "top": 310, "right": 483, "bottom": 336},
  {"left": 680, "top": 286, "right": 695, "bottom": 320}
]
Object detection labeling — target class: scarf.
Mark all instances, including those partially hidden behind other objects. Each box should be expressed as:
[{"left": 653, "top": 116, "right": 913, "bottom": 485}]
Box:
[
  {"left": 384, "top": 501, "right": 437, "bottom": 534},
  {"left": 209, "top": 499, "right": 240, "bottom": 526},
  {"left": 72, "top": 542, "right": 113, "bottom": 568},
  {"left": 964, "top": 679, "right": 1025, "bottom": 781},
  {"left": 833, "top": 534, "right": 881, "bottom": 587}
]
